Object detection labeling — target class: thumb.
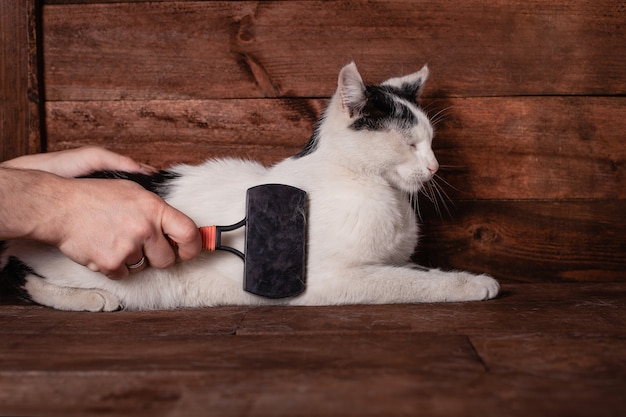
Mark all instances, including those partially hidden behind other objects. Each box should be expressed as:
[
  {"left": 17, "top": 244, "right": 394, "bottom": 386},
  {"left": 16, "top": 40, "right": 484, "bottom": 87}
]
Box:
[{"left": 162, "top": 206, "right": 202, "bottom": 261}]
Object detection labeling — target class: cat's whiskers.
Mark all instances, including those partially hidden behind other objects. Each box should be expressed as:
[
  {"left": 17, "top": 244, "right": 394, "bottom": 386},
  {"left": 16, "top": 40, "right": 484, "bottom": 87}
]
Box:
[
  {"left": 420, "top": 101, "right": 438, "bottom": 114},
  {"left": 413, "top": 174, "right": 455, "bottom": 220},
  {"left": 430, "top": 176, "right": 453, "bottom": 218},
  {"left": 408, "top": 190, "right": 422, "bottom": 222},
  {"left": 410, "top": 182, "right": 432, "bottom": 221},
  {"left": 432, "top": 172, "right": 462, "bottom": 194},
  {"left": 425, "top": 181, "right": 443, "bottom": 219},
  {"left": 426, "top": 105, "right": 454, "bottom": 128}
]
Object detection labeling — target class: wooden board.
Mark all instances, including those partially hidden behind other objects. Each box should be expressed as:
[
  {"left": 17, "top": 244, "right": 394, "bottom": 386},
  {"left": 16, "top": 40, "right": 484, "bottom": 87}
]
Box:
[
  {"left": 1, "top": 283, "right": 625, "bottom": 416},
  {"left": 45, "top": 98, "right": 323, "bottom": 167},
  {"left": 0, "top": 0, "right": 41, "bottom": 160},
  {"left": 1, "top": 370, "right": 623, "bottom": 417},
  {"left": 431, "top": 97, "right": 626, "bottom": 200},
  {"left": 236, "top": 283, "right": 626, "bottom": 336},
  {"left": 415, "top": 200, "right": 626, "bottom": 283},
  {"left": 42, "top": 0, "right": 626, "bottom": 100},
  {"left": 46, "top": 97, "right": 626, "bottom": 199}
]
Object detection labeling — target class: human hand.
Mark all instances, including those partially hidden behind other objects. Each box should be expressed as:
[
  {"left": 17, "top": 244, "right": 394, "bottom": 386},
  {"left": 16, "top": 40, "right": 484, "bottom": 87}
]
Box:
[
  {"left": 1, "top": 147, "right": 202, "bottom": 279},
  {"left": 46, "top": 176, "right": 202, "bottom": 279},
  {"left": 0, "top": 146, "right": 155, "bottom": 178}
]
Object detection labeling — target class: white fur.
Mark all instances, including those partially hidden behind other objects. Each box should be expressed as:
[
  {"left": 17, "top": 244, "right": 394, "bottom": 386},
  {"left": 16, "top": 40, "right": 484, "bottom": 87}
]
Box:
[{"left": 1, "top": 63, "right": 499, "bottom": 311}]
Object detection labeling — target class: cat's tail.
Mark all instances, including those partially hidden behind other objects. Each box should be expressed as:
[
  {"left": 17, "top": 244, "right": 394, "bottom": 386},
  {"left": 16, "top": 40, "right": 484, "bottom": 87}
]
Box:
[
  {"left": 0, "top": 242, "right": 32, "bottom": 302},
  {"left": 80, "top": 169, "right": 179, "bottom": 198},
  {"left": 0, "top": 241, "right": 7, "bottom": 272}
]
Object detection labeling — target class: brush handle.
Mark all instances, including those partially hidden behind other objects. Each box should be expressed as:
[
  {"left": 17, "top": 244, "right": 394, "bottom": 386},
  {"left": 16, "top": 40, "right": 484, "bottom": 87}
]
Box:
[
  {"left": 167, "top": 226, "right": 216, "bottom": 252},
  {"left": 167, "top": 222, "right": 245, "bottom": 261},
  {"left": 199, "top": 226, "right": 217, "bottom": 251}
]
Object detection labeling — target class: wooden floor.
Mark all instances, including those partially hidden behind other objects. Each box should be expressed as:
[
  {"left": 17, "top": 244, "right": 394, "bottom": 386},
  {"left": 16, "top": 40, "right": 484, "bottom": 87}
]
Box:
[{"left": 1, "top": 282, "right": 625, "bottom": 417}]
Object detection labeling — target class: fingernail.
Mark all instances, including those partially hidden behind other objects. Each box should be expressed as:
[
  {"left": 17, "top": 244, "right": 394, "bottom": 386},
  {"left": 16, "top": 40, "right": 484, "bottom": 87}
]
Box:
[{"left": 139, "top": 163, "right": 158, "bottom": 175}]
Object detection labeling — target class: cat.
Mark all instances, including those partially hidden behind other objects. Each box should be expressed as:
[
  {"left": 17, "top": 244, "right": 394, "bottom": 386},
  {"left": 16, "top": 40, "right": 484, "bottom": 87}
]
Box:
[{"left": 0, "top": 62, "right": 499, "bottom": 311}]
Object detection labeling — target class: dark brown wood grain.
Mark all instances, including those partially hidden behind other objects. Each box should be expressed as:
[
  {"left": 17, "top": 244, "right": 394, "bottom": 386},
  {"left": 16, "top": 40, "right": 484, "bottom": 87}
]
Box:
[
  {"left": 46, "top": 97, "right": 626, "bottom": 199},
  {"left": 42, "top": 0, "right": 626, "bottom": 101},
  {"left": 431, "top": 97, "right": 626, "bottom": 200},
  {"left": 1, "top": 283, "right": 625, "bottom": 416},
  {"left": 0, "top": 304, "right": 250, "bottom": 336},
  {"left": 414, "top": 200, "right": 626, "bottom": 283},
  {"left": 2, "top": 370, "right": 623, "bottom": 417},
  {"left": 0, "top": 0, "right": 41, "bottom": 160},
  {"left": 236, "top": 283, "right": 626, "bottom": 336},
  {"left": 0, "top": 331, "right": 483, "bottom": 373},
  {"left": 45, "top": 98, "right": 323, "bottom": 167}
]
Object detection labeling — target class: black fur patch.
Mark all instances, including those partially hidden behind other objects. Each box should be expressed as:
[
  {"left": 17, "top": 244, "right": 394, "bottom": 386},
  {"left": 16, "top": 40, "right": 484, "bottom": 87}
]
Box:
[
  {"left": 293, "top": 80, "right": 423, "bottom": 157},
  {"left": 293, "top": 124, "right": 322, "bottom": 159},
  {"left": 386, "top": 81, "right": 423, "bottom": 104},
  {"left": 81, "top": 170, "right": 180, "bottom": 197},
  {"left": 0, "top": 255, "right": 36, "bottom": 302},
  {"left": 351, "top": 85, "right": 419, "bottom": 132}
]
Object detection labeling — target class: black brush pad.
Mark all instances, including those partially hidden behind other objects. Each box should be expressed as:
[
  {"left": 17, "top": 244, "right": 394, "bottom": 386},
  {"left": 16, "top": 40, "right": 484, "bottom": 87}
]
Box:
[{"left": 243, "top": 184, "right": 307, "bottom": 298}]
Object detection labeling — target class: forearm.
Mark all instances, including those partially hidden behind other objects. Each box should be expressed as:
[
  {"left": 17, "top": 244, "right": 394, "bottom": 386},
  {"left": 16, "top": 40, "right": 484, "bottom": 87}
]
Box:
[
  {"left": 0, "top": 146, "right": 150, "bottom": 243},
  {"left": 1, "top": 150, "right": 201, "bottom": 278},
  {"left": 0, "top": 167, "right": 67, "bottom": 243},
  {"left": 0, "top": 146, "right": 152, "bottom": 178}
]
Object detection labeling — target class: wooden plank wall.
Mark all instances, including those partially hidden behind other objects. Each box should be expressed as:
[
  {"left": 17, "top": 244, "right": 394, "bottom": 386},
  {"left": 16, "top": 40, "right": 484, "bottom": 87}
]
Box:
[
  {"left": 0, "top": 0, "right": 42, "bottom": 161},
  {"left": 38, "top": 0, "right": 626, "bottom": 283}
]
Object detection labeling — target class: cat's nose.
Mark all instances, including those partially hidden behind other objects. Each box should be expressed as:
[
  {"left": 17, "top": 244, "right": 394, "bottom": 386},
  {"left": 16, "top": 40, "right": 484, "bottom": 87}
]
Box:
[{"left": 427, "top": 162, "right": 439, "bottom": 175}]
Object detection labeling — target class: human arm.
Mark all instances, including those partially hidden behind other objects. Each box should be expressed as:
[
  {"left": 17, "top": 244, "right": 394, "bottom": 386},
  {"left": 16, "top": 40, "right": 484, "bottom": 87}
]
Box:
[
  {"left": 0, "top": 145, "right": 154, "bottom": 178},
  {"left": 0, "top": 148, "right": 201, "bottom": 279}
]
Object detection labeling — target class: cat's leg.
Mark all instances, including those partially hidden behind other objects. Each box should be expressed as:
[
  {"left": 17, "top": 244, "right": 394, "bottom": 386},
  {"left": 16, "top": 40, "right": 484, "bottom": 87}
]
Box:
[
  {"left": 297, "top": 265, "right": 499, "bottom": 305},
  {"left": 23, "top": 274, "right": 122, "bottom": 312}
]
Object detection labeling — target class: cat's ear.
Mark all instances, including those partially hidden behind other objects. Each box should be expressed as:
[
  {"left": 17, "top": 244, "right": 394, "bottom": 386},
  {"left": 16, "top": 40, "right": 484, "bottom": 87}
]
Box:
[
  {"left": 382, "top": 65, "right": 429, "bottom": 102},
  {"left": 338, "top": 62, "right": 367, "bottom": 117}
]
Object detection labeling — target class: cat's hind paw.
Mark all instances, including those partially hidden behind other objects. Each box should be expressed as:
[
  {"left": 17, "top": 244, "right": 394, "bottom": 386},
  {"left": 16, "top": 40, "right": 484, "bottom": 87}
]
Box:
[
  {"left": 82, "top": 290, "right": 124, "bottom": 312},
  {"left": 24, "top": 277, "right": 123, "bottom": 312}
]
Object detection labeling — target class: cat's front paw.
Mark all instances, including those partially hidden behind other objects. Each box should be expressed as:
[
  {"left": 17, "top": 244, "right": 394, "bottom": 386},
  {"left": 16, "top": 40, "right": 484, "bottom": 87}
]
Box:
[
  {"left": 431, "top": 270, "right": 500, "bottom": 302},
  {"left": 459, "top": 273, "right": 500, "bottom": 301}
]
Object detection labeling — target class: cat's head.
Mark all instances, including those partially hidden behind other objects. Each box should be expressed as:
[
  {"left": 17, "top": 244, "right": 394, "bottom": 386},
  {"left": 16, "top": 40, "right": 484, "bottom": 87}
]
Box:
[{"left": 304, "top": 62, "right": 438, "bottom": 194}]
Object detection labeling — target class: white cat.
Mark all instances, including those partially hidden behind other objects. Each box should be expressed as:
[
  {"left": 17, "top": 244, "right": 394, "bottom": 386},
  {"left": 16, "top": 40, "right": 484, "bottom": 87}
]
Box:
[{"left": 0, "top": 63, "right": 499, "bottom": 311}]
